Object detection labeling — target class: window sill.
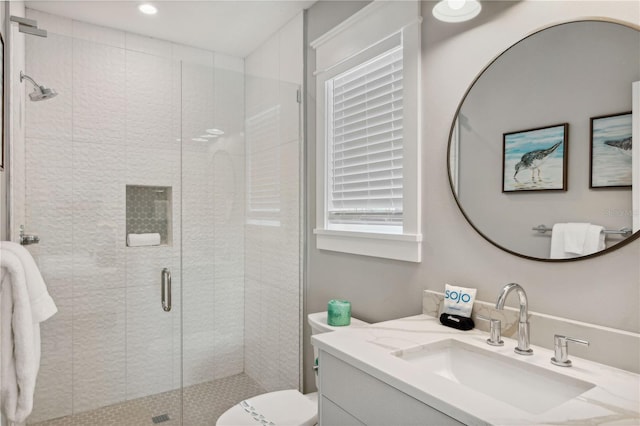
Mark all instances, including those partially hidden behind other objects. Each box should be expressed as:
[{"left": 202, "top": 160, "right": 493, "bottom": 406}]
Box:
[{"left": 314, "top": 228, "right": 422, "bottom": 262}]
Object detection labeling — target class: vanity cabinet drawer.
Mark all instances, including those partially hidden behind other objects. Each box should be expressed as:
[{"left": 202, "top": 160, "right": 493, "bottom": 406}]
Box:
[
  {"left": 320, "top": 396, "right": 365, "bottom": 426},
  {"left": 319, "top": 351, "right": 463, "bottom": 426}
]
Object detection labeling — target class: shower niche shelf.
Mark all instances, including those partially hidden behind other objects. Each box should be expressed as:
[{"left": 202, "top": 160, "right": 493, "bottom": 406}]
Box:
[{"left": 126, "top": 185, "right": 172, "bottom": 247}]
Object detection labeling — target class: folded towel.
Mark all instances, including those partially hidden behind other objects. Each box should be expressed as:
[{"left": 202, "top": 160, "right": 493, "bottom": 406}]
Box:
[
  {"left": 127, "top": 233, "right": 161, "bottom": 247},
  {"left": 1, "top": 250, "right": 37, "bottom": 425},
  {"left": 550, "top": 223, "right": 606, "bottom": 259}
]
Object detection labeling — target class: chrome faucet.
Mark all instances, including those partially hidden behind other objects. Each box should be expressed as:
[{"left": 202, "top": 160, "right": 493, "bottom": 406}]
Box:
[{"left": 495, "top": 283, "right": 533, "bottom": 356}]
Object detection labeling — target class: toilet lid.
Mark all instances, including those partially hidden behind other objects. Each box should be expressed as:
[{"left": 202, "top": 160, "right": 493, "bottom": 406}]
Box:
[{"left": 216, "top": 389, "right": 317, "bottom": 426}]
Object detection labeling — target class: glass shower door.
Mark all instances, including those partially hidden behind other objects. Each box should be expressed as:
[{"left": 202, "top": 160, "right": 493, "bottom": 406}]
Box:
[
  {"left": 180, "top": 53, "right": 303, "bottom": 424},
  {"left": 20, "top": 29, "right": 184, "bottom": 425},
  {"left": 179, "top": 56, "right": 252, "bottom": 425}
]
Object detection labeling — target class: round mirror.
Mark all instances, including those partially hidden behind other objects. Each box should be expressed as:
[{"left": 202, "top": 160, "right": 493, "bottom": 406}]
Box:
[{"left": 448, "top": 20, "right": 640, "bottom": 261}]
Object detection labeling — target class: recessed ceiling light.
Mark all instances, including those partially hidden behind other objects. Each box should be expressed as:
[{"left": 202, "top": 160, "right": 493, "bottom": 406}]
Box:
[
  {"left": 206, "top": 128, "right": 225, "bottom": 136},
  {"left": 138, "top": 4, "right": 158, "bottom": 15},
  {"left": 432, "top": 0, "right": 481, "bottom": 23},
  {"left": 192, "top": 138, "right": 208, "bottom": 142}
]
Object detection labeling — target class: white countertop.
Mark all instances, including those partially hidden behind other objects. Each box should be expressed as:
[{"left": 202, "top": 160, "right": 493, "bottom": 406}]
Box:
[{"left": 311, "top": 314, "right": 640, "bottom": 425}]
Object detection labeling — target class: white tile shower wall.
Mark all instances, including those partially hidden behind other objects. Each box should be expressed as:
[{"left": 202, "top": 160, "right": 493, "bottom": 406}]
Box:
[
  {"left": 72, "top": 287, "right": 127, "bottom": 413},
  {"left": 125, "top": 284, "right": 176, "bottom": 399},
  {"left": 72, "top": 39, "right": 126, "bottom": 145},
  {"left": 244, "top": 13, "right": 303, "bottom": 392},
  {"left": 23, "top": 9, "right": 245, "bottom": 422},
  {"left": 125, "top": 50, "right": 175, "bottom": 148},
  {"left": 33, "top": 297, "right": 73, "bottom": 420},
  {"left": 71, "top": 19, "right": 125, "bottom": 48},
  {"left": 25, "top": 32, "right": 72, "bottom": 140}
]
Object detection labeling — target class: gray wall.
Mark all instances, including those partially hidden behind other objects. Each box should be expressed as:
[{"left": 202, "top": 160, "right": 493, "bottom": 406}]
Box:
[
  {"left": 458, "top": 21, "right": 639, "bottom": 259},
  {"left": 304, "top": 0, "right": 640, "bottom": 392}
]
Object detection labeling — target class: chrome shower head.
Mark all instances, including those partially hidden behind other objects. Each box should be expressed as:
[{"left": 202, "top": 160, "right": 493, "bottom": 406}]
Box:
[{"left": 20, "top": 71, "right": 58, "bottom": 101}]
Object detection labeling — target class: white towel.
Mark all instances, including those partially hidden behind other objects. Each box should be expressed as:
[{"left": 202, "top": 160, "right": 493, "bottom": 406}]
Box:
[
  {"left": 550, "top": 224, "right": 571, "bottom": 259},
  {"left": 0, "top": 242, "right": 57, "bottom": 425},
  {"left": 0, "top": 242, "right": 57, "bottom": 324},
  {"left": 1, "top": 250, "right": 37, "bottom": 425},
  {"left": 583, "top": 225, "right": 606, "bottom": 255},
  {"left": 127, "top": 233, "right": 161, "bottom": 247},
  {"left": 550, "top": 223, "right": 606, "bottom": 259},
  {"left": 563, "top": 223, "right": 590, "bottom": 255}
]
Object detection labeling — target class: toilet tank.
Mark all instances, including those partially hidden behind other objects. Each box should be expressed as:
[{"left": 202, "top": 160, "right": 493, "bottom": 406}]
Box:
[
  {"left": 308, "top": 311, "right": 368, "bottom": 335},
  {"left": 308, "top": 311, "right": 369, "bottom": 389}
]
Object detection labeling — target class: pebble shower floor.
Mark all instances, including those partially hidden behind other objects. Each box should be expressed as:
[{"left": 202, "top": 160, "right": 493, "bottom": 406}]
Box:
[{"left": 29, "top": 374, "right": 265, "bottom": 426}]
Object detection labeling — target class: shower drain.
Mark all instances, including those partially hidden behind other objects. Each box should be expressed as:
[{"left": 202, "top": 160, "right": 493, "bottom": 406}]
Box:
[{"left": 152, "top": 413, "right": 171, "bottom": 423}]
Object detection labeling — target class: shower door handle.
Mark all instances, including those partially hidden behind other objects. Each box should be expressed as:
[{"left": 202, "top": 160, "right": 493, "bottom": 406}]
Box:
[{"left": 161, "top": 268, "right": 172, "bottom": 312}]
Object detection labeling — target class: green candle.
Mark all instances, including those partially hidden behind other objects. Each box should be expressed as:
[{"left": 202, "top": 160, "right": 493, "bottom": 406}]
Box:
[{"left": 328, "top": 300, "right": 351, "bottom": 326}]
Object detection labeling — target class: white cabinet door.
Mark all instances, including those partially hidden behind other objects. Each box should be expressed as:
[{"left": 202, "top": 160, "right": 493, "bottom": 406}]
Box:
[{"left": 318, "top": 351, "right": 464, "bottom": 426}]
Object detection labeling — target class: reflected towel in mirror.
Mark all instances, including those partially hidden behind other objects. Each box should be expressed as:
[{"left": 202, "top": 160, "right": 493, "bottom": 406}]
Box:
[{"left": 550, "top": 223, "right": 605, "bottom": 259}]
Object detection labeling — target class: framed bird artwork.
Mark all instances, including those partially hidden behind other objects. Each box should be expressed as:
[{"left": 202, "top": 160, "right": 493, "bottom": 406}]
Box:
[
  {"left": 502, "top": 123, "right": 568, "bottom": 192},
  {"left": 590, "top": 112, "right": 632, "bottom": 189}
]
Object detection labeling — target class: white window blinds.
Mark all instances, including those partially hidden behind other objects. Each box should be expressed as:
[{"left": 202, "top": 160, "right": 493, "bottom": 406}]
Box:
[{"left": 326, "top": 46, "right": 404, "bottom": 230}]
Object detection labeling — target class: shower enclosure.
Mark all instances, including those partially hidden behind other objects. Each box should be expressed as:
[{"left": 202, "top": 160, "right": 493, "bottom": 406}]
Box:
[{"left": 8, "top": 7, "right": 302, "bottom": 425}]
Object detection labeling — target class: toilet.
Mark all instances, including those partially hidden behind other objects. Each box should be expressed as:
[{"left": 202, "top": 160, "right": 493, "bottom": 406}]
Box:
[{"left": 216, "top": 312, "right": 368, "bottom": 426}]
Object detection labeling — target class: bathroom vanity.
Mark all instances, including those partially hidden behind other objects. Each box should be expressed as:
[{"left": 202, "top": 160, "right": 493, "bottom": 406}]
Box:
[
  {"left": 312, "top": 314, "right": 640, "bottom": 425},
  {"left": 318, "top": 348, "right": 462, "bottom": 425}
]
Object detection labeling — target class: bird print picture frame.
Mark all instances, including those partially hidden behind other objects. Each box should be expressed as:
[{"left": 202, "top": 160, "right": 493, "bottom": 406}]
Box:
[
  {"left": 502, "top": 123, "right": 568, "bottom": 192},
  {"left": 590, "top": 112, "right": 632, "bottom": 189}
]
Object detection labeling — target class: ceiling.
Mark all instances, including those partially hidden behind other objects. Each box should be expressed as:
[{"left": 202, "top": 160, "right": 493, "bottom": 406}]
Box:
[{"left": 25, "top": 0, "right": 316, "bottom": 57}]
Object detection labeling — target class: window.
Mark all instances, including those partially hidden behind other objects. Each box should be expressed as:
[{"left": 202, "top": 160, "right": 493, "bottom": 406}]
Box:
[
  {"left": 312, "top": 0, "right": 422, "bottom": 262},
  {"left": 327, "top": 46, "right": 404, "bottom": 234}
]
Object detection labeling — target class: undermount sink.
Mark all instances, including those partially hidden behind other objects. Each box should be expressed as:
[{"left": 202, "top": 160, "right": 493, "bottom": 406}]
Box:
[{"left": 391, "top": 339, "right": 595, "bottom": 414}]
